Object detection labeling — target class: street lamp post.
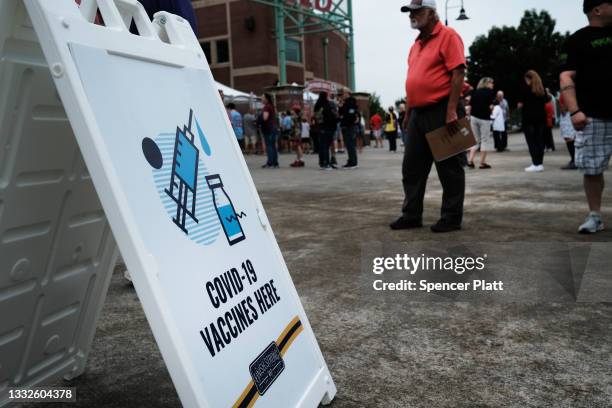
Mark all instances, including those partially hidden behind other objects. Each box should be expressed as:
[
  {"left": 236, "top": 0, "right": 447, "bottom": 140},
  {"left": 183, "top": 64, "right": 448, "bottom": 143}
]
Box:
[{"left": 445, "top": 0, "right": 469, "bottom": 26}]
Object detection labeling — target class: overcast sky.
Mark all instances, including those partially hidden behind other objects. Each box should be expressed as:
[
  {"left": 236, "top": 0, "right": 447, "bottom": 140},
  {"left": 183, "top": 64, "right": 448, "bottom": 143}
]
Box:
[{"left": 353, "top": 0, "right": 586, "bottom": 107}]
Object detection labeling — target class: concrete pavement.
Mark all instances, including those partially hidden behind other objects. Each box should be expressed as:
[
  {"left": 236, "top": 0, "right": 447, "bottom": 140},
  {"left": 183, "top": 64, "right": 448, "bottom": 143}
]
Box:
[{"left": 26, "top": 130, "right": 612, "bottom": 407}]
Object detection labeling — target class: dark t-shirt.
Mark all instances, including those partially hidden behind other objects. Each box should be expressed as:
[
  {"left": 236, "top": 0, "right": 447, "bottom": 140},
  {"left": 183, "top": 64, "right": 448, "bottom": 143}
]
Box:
[
  {"left": 262, "top": 103, "right": 276, "bottom": 133},
  {"left": 398, "top": 111, "right": 406, "bottom": 129},
  {"left": 519, "top": 86, "right": 548, "bottom": 125},
  {"left": 339, "top": 96, "right": 358, "bottom": 127},
  {"left": 314, "top": 99, "right": 338, "bottom": 131},
  {"left": 470, "top": 88, "right": 496, "bottom": 120},
  {"left": 562, "top": 25, "right": 612, "bottom": 119}
]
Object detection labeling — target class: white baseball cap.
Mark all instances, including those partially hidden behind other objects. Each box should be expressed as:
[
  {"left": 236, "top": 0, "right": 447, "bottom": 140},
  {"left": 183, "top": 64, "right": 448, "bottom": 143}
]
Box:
[{"left": 400, "top": 0, "right": 437, "bottom": 12}]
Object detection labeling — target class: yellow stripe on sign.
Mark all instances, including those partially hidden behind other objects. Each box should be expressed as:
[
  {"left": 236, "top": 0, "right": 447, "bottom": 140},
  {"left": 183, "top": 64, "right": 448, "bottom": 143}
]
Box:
[
  {"left": 279, "top": 324, "right": 303, "bottom": 357},
  {"left": 231, "top": 316, "right": 303, "bottom": 408},
  {"left": 276, "top": 315, "right": 300, "bottom": 345},
  {"left": 246, "top": 392, "right": 259, "bottom": 408},
  {"left": 232, "top": 380, "right": 257, "bottom": 408}
]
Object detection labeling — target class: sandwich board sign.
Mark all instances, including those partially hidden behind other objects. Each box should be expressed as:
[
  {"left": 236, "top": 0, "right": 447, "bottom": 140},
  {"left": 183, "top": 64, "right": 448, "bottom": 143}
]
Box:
[{"left": 0, "top": 0, "right": 337, "bottom": 407}]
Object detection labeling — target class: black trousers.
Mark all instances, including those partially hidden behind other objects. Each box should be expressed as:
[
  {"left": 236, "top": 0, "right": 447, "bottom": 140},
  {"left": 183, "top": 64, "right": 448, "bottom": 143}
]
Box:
[
  {"left": 401, "top": 99, "right": 465, "bottom": 225},
  {"left": 523, "top": 122, "right": 546, "bottom": 166},
  {"left": 493, "top": 130, "right": 507, "bottom": 152},
  {"left": 544, "top": 126, "right": 555, "bottom": 151},
  {"left": 318, "top": 129, "right": 334, "bottom": 167},
  {"left": 386, "top": 131, "right": 397, "bottom": 151},
  {"left": 342, "top": 126, "right": 358, "bottom": 165},
  {"left": 312, "top": 130, "right": 320, "bottom": 154}
]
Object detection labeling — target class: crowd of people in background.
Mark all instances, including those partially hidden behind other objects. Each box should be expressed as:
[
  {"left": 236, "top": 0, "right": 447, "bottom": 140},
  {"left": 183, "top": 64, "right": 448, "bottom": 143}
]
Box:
[
  {"left": 226, "top": 89, "right": 372, "bottom": 170},
  {"left": 223, "top": 65, "right": 589, "bottom": 178},
  {"left": 223, "top": 64, "right": 582, "bottom": 177},
  {"left": 219, "top": 0, "right": 611, "bottom": 236},
  {"left": 224, "top": 88, "right": 414, "bottom": 172},
  {"left": 458, "top": 70, "right": 576, "bottom": 174}
]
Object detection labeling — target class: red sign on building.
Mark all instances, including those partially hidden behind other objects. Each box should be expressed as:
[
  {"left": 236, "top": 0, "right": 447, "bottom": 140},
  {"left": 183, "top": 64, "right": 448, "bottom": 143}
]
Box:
[{"left": 294, "top": 0, "right": 333, "bottom": 12}]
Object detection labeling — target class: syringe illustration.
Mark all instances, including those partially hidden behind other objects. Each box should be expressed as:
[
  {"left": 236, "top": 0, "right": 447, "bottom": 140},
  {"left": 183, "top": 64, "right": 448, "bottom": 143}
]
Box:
[
  {"left": 165, "top": 110, "right": 199, "bottom": 234},
  {"left": 205, "top": 174, "right": 246, "bottom": 245}
]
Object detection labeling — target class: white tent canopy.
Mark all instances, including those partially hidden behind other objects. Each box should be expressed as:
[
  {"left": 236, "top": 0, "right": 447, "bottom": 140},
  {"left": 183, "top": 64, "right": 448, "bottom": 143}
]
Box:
[
  {"left": 304, "top": 91, "right": 318, "bottom": 101},
  {"left": 215, "top": 80, "right": 250, "bottom": 98}
]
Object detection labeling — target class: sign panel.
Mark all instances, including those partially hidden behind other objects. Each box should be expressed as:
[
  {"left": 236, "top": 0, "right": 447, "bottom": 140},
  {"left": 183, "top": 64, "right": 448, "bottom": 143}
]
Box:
[
  {"left": 25, "top": 1, "right": 336, "bottom": 407},
  {"left": 295, "top": 0, "right": 334, "bottom": 12},
  {"left": 305, "top": 80, "right": 338, "bottom": 94}
]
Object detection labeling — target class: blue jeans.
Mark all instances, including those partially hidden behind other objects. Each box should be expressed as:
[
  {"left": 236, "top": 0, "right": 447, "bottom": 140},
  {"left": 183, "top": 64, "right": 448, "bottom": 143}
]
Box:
[
  {"left": 400, "top": 130, "right": 408, "bottom": 145},
  {"left": 264, "top": 130, "right": 278, "bottom": 166}
]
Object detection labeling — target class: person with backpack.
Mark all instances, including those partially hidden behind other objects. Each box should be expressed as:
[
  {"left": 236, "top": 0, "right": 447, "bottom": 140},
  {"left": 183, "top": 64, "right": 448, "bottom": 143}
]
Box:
[
  {"left": 384, "top": 107, "right": 399, "bottom": 152},
  {"left": 314, "top": 92, "right": 339, "bottom": 170}
]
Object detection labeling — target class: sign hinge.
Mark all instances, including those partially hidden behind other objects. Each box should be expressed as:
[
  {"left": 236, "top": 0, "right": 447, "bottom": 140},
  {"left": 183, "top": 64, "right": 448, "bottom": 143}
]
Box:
[{"left": 256, "top": 208, "right": 268, "bottom": 230}]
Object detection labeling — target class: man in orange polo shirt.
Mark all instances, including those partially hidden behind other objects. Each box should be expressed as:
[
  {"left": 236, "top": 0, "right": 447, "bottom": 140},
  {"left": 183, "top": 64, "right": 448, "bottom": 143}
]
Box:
[{"left": 390, "top": 0, "right": 467, "bottom": 233}]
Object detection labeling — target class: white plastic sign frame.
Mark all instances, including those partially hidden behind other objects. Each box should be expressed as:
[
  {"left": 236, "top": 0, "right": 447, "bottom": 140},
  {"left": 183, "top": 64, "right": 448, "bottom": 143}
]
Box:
[
  {"left": 22, "top": 0, "right": 336, "bottom": 407},
  {"left": 0, "top": 1, "right": 120, "bottom": 405}
]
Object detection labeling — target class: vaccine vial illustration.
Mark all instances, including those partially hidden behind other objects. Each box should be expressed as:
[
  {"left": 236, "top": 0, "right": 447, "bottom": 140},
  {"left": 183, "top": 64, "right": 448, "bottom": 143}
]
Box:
[{"left": 206, "top": 174, "right": 246, "bottom": 245}]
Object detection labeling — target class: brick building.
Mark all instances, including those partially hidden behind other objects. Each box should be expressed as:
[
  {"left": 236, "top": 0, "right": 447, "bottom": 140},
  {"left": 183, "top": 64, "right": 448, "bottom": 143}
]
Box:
[{"left": 192, "top": 0, "right": 351, "bottom": 96}]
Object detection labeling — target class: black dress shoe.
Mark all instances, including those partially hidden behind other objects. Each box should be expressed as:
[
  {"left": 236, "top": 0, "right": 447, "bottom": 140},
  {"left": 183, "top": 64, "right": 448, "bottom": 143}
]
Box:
[
  {"left": 430, "top": 220, "right": 462, "bottom": 233},
  {"left": 390, "top": 217, "right": 423, "bottom": 230},
  {"left": 561, "top": 162, "right": 578, "bottom": 170}
]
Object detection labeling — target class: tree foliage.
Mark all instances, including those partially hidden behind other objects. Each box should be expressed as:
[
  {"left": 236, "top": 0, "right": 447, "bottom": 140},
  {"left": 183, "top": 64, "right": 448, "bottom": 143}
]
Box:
[
  {"left": 368, "top": 92, "right": 386, "bottom": 117},
  {"left": 467, "top": 10, "right": 570, "bottom": 106}
]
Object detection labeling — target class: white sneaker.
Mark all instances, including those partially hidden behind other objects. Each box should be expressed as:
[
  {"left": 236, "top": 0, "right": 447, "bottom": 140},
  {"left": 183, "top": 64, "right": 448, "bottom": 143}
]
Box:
[
  {"left": 525, "top": 164, "right": 544, "bottom": 172},
  {"left": 578, "top": 212, "right": 605, "bottom": 234}
]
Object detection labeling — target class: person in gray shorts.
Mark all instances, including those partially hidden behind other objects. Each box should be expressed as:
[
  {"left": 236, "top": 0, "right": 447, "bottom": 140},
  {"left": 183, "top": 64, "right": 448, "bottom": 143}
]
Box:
[
  {"left": 467, "top": 77, "right": 496, "bottom": 169},
  {"left": 560, "top": 0, "right": 612, "bottom": 234},
  {"left": 243, "top": 109, "right": 257, "bottom": 155}
]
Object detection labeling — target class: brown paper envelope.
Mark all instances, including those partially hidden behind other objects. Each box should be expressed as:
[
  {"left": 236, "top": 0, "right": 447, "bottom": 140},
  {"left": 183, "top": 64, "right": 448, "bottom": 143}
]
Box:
[{"left": 425, "top": 117, "right": 477, "bottom": 162}]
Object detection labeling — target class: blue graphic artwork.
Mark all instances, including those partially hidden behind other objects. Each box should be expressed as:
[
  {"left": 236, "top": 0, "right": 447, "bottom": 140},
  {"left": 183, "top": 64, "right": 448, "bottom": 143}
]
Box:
[
  {"left": 164, "top": 110, "right": 199, "bottom": 233},
  {"left": 206, "top": 174, "right": 246, "bottom": 245},
  {"left": 173, "top": 131, "right": 199, "bottom": 190},
  {"left": 142, "top": 137, "right": 163, "bottom": 169},
  {"left": 141, "top": 109, "right": 246, "bottom": 247},
  {"left": 195, "top": 118, "right": 212, "bottom": 156}
]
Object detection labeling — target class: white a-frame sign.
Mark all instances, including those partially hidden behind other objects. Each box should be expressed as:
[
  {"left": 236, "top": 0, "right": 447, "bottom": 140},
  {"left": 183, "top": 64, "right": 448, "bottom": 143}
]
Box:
[{"left": 0, "top": 0, "right": 337, "bottom": 406}]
